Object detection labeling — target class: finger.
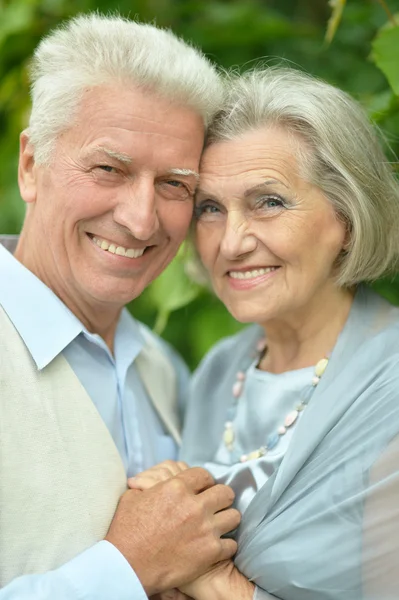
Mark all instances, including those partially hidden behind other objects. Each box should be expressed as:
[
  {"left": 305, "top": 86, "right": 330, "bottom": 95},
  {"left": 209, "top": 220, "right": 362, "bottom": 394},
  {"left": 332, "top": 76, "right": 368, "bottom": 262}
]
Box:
[
  {"left": 199, "top": 483, "right": 236, "bottom": 512},
  {"left": 128, "top": 475, "right": 161, "bottom": 491},
  {"left": 127, "top": 477, "right": 137, "bottom": 489},
  {"left": 176, "top": 466, "right": 215, "bottom": 493},
  {"left": 214, "top": 507, "right": 241, "bottom": 536},
  {"left": 176, "top": 461, "right": 189, "bottom": 471},
  {"left": 128, "top": 464, "right": 180, "bottom": 490},
  {"left": 158, "top": 460, "right": 186, "bottom": 476},
  {"left": 218, "top": 537, "right": 238, "bottom": 562},
  {"left": 156, "top": 590, "right": 180, "bottom": 600}
]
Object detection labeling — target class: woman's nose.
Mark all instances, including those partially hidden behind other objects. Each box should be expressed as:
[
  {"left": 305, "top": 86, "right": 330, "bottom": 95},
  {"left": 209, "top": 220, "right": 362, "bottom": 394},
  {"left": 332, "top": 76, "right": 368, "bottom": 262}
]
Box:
[{"left": 220, "top": 214, "right": 257, "bottom": 260}]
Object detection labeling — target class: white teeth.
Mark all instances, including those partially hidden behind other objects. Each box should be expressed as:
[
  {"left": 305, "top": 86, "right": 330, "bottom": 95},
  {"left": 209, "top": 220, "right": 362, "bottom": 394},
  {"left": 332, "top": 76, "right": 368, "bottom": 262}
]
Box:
[
  {"left": 92, "top": 236, "right": 145, "bottom": 259},
  {"left": 125, "top": 248, "right": 144, "bottom": 258},
  {"left": 229, "top": 267, "right": 277, "bottom": 280}
]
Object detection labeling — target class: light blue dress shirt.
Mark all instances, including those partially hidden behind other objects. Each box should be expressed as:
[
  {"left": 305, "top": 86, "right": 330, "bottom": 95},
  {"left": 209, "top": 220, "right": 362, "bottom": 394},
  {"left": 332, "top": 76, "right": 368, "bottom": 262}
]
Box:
[{"left": 0, "top": 241, "right": 189, "bottom": 600}]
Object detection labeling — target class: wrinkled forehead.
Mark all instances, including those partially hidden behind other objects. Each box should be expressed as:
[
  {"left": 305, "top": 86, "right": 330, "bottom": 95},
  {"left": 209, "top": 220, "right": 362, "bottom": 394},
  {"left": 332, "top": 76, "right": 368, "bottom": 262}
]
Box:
[{"left": 199, "top": 126, "right": 313, "bottom": 193}]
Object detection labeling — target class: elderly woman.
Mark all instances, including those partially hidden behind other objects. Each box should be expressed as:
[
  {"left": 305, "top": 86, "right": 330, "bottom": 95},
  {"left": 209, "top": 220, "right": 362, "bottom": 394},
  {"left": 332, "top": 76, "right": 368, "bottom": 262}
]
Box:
[{"left": 131, "top": 67, "right": 399, "bottom": 599}]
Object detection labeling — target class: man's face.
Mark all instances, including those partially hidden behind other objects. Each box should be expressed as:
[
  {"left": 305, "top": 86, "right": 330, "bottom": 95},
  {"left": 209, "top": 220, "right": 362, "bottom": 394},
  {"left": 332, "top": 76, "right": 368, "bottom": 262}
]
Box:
[{"left": 19, "top": 85, "right": 204, "bottom": 311}]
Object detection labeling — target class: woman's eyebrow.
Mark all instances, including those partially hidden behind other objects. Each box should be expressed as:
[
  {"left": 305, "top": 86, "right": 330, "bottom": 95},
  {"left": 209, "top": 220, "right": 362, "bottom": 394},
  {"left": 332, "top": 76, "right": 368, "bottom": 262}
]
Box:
[
  {"left": 195, "top": 188, "right": 219, "bottom": 200},
  {"left": 244, "top": 178, "right": 289, "bottom": 197}
]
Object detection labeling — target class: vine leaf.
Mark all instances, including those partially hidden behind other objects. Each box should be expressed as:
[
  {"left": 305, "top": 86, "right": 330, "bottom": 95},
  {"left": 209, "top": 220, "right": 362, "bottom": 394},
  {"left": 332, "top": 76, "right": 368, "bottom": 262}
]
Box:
[
  {"left": 325, "top": 0, "right": 347, "bottom": 45},
  {"left": 372, "top": 25, "right": 399, "bottom": 95},
  {"left": 147, "top": 244, "right": 202, "bottom": 335}
]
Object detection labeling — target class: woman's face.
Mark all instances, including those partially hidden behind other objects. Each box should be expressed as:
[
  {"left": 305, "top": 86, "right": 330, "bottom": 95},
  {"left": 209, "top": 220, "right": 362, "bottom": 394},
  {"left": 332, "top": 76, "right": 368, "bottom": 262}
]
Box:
[{"left": 195, "top": 126, "right": 347, "bottom": 326}]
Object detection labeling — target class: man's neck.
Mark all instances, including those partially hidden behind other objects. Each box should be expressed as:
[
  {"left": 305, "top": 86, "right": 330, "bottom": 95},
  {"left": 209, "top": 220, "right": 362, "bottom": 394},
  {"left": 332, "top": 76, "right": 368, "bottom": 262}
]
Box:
[{"left": 14, "top": 236, "right": 122, "bottom": 354}]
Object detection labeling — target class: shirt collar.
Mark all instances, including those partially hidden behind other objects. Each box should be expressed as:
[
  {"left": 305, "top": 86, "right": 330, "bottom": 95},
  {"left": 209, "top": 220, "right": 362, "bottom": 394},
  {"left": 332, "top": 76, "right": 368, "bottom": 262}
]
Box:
[{"left": 0, "top": 242, "right": 83, "bottom": 369}]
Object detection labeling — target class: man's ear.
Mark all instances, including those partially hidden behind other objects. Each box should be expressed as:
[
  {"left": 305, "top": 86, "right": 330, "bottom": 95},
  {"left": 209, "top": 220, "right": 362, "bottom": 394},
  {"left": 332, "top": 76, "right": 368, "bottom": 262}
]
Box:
[{"left": 18, "top": 130, "right": 38, "bottom": 204}]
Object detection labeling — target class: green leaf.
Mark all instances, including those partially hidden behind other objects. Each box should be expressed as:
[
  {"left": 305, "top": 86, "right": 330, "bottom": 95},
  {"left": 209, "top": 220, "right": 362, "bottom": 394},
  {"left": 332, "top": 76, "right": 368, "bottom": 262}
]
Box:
[
  {"left": 372, "top": 25, "right": 399, "bottom": 95},
  {"left": 325, "top": 0, "right": 347, "bottom": 45},
  {"left": 0, "top": 1, "right": 36, "bottom": 46},
  {"left": 363, "top": 89, "right": 395, "bottom": 121},
  {"left": 147, "top": 245, "right": 202, "bottom": 334}
]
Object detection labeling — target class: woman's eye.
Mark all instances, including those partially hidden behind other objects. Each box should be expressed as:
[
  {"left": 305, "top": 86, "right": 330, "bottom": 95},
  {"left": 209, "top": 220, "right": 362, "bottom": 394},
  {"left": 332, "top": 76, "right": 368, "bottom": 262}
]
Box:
[
  {"left": 194, "top": 203, "right": 221, "bottom": 219},
  {"left": 256, "top": 196, "right": 285, "bottom": 210}
]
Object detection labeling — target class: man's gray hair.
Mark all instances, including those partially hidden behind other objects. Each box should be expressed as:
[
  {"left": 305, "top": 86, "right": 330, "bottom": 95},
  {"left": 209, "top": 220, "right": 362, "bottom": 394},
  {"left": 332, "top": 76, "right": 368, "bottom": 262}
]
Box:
[
  {"left": 28, "top": 13, "right": 223, "bottom": 165},
  {"left": 207, "top": 67, "right": 399, "bottom": 286}
]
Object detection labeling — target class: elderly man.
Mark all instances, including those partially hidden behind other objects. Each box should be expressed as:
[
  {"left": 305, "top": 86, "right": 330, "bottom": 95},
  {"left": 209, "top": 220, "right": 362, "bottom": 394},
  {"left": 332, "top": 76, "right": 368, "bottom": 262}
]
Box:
[{"left": 0, "top": 13, "right": 239, "bottom": 600}]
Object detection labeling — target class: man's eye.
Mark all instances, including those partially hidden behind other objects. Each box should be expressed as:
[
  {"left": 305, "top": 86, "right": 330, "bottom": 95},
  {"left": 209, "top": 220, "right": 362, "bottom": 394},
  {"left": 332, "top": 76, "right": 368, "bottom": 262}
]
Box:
[
  {"left": 97, "top": 165, "right": 117, "bottom": 173},
  {"left": 158, "top": 180, "right": 192, "bottom": 201},
  {"left": 166, "top": 180, "right": 184, "bottom": 188}
]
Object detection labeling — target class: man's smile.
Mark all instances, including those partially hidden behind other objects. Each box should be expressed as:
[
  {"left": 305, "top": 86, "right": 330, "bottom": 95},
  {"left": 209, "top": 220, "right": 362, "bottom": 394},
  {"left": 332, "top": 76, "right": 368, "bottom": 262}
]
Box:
[{"left": 89, "top": 234, "right": 147, "bottom": 258}]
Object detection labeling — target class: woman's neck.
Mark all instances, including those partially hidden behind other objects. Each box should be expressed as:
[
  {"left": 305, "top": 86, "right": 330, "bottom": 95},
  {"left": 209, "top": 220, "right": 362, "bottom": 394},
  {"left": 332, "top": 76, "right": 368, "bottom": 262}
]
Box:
[{"left": 259, "top": 285, "right": 355, "bottom": 374}]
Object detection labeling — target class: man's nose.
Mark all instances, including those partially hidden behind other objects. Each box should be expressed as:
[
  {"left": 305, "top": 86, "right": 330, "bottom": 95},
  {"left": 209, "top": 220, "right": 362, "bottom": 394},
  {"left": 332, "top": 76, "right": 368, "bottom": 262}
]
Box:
[
  {"left": 220, "top": 212, "right": 257, "bottom": 260},
  {"left": 113, "top": 179, "right": 160, "bottom": 241}
]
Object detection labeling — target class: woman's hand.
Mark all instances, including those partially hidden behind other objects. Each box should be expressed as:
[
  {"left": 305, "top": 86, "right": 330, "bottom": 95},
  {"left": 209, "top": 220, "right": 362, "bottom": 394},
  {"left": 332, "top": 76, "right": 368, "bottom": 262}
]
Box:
[
  {"left": 151, "top": 561, "right": 254, "bottom": 600},
  {"left": 131, "top": 462, "right": 250, "bottom": 600},
  {"left": 180, "top": 560, "right": 255, "bottom": 600},
  {"left": 151, "top": 591, "right": 192, "bottom": 600},
  {"left": 128, "top": 460, "right": 189, "bottom": 491}
]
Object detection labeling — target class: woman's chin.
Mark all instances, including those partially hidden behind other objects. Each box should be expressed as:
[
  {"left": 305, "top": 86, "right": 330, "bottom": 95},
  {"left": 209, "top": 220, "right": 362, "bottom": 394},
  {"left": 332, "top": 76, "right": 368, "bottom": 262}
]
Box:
[{"left": 227, "top": 305, "right": 274, "bottom": 326}]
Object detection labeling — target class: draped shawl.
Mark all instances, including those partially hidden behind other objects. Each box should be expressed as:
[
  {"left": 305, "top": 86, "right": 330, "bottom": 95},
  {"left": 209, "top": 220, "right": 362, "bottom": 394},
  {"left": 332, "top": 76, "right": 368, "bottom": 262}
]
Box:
[{"left": 181, "top": 287, "right": 399, "bottom": 599}]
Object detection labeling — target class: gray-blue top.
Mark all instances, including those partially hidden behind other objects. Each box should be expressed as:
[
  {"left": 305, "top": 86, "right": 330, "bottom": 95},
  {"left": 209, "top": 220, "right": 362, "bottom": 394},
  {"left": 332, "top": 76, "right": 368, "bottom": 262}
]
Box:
[{"left": 182, "top": 286, "right": 399, "bottom": 599}]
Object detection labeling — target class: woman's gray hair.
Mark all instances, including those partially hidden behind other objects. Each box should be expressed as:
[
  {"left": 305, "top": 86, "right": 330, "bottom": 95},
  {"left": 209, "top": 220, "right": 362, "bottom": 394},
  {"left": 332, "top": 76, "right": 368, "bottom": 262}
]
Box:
[
  {"left": 207, "top": 67, "right": 399, "bottom": 285},
  {"left": 28, "top": 13, "right": 223, "bottom": 165}
]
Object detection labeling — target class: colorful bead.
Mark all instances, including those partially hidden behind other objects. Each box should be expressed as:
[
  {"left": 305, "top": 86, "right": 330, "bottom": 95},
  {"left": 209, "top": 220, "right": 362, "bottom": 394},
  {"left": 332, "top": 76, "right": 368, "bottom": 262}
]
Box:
[
  {"left": 240, "top": 447, "right": 267, "bottom": 462},
  {"left": 266, "top": 433, "right": 279, "bottom": 450},
  {"left": 232, "top": 381, "right": 243, "bottom": 398},
  {"left": 223, "top": 422, "right": 235, "bottom": 449},
  {"left": 284, "top": 410, "right": 299, "bottom": 428},
  {"left": 315, "top": 357, "right": 329, "bottom": 377},
  {"left": 224, "top": 342, "right": 329, "bottom": 460}
]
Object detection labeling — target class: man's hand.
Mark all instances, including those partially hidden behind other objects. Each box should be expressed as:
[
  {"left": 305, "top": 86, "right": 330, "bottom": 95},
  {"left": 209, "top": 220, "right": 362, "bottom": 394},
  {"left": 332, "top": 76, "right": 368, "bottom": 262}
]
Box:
[
  {"left": 105, "top": 467, "right": 240, "bottom": 596},
  {"left": 128, "top": 460, "right": 189, "bottom": 491}
]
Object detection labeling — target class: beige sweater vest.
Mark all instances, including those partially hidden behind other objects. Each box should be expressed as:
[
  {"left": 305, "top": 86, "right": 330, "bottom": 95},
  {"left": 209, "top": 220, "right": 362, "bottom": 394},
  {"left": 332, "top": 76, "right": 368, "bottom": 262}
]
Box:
[{"left": 0, "top": 305, "right": 179, "bottom": 586}]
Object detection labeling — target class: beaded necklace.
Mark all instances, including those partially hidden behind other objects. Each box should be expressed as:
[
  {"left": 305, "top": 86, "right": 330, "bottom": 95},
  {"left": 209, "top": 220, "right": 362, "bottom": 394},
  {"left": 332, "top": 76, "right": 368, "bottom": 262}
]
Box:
[{"left": 222, "top": 337, "right": 329, "bottom": 463}]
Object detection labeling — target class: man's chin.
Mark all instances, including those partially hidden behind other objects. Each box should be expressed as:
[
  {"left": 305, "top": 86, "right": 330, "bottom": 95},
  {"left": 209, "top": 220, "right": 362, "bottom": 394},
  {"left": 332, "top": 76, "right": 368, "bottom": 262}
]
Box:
[{"left": 82, "top": 279, "right": 150, "bottom": 308}]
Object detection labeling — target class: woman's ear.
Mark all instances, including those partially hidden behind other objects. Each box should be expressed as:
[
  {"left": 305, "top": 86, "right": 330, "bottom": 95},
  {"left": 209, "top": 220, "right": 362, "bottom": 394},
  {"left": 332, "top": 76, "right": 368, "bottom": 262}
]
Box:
[
  {"left": 342, "top": 224, "right": 352, "bottom": 251},
  {"left": 18, "top": 130, "right": 37, "bottom": 204}
]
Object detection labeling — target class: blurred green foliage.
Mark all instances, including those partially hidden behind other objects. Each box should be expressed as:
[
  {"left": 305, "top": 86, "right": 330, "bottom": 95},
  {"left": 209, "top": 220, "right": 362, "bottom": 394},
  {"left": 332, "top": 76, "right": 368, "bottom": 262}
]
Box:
[{"left": 1, "top": 0, "right": 399, "bottom": 368}]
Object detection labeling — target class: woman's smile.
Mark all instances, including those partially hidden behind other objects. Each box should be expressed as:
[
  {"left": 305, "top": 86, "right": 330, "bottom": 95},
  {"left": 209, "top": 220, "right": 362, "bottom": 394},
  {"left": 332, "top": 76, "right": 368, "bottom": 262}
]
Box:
[
  {"left": 196, "top": 126, "right": 346, "bottom": 326},
  {"left": 227, "top": 266, "right": 280, "bottom": 290}
]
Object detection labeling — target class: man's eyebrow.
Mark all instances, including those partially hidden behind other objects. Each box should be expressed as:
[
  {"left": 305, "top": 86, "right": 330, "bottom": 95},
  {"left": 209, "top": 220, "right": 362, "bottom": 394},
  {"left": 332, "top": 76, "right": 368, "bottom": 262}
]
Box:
[
  {"left": 85, "top": 146, "right": 132, "bottom": 164},
  {"left": 244, "top": 178, "right": 288, "bottom": 197},
  {"left": 168, "top": 168, "right": 200, "bottom": 181}
]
